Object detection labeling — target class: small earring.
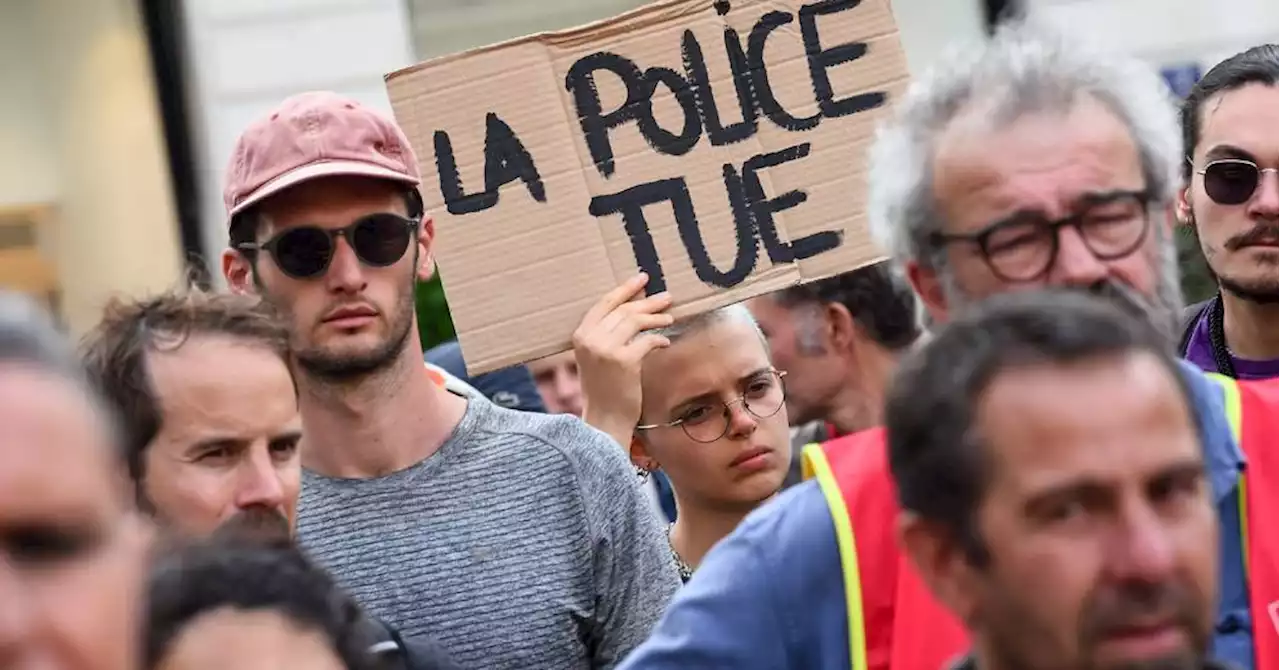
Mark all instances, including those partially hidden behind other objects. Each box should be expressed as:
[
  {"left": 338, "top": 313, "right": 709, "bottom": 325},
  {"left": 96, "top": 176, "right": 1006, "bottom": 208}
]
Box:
[{"left": 636, "top": 459, "right": 659, "bottom": 475}]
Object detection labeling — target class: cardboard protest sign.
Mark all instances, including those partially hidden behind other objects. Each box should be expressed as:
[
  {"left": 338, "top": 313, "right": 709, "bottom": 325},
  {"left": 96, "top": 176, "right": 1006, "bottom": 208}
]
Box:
[{"left": 387, "top": 0, "right": 909, "bottom": 374}]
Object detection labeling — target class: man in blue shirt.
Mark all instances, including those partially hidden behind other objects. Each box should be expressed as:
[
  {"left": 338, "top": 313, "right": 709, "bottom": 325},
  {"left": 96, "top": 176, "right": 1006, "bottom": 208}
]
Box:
[{"left": 620, "top": 22, "right": 1255, "bottom": 670}]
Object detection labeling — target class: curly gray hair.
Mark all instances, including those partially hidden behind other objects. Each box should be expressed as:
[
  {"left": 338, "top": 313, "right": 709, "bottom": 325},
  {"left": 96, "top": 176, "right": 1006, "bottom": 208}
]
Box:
[{"left": 867, "top": 19, "right": 1183, "bottom": 270}]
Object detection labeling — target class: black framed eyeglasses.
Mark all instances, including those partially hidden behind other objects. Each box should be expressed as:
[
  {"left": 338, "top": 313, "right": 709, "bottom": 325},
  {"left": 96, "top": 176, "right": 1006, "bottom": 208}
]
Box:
[
  {"left": 928, "top": 189, "right": 1153, "bottom": 283},
  {"left": 1195, "top": 158, "right": 1278, "bottom": 206},
  {"left": 238, "top": 213, "right": 419, "bottom": 280},
  {"left": 636, "top": 370, "right": 787, "bottom": 444}
]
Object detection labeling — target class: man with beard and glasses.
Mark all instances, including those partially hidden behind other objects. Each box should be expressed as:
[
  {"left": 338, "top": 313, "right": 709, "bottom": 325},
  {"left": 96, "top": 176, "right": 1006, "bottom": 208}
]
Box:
[
  {"left": 890, "top": 291, "right": 1225, "bottom": 670},
  {"left": 81, "top": 287, "right": 461, "bottom": 670},
  {"left": 221, "top": 92, "right": 678, "bottom": 669},
  {"left": 619, "top": 21, "right": 1277, "bottom": 670},
  {"left": 0, "top": 292, "right": 151, "bottom": 670},
  {"left": 1176, "top": 45, "right": 1278, "bottom": 379}
]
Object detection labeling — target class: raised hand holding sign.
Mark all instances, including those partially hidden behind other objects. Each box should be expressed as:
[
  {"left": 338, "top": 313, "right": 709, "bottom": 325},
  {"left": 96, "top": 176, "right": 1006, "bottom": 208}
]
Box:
[{"left": 387, "top": 0, "right": 908, "bottom": 374}]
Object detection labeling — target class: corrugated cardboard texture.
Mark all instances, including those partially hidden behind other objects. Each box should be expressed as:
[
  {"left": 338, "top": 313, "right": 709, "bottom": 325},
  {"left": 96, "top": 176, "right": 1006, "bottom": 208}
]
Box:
[{"left": 387, "top": 0, "right": 908, "bottom": 375}]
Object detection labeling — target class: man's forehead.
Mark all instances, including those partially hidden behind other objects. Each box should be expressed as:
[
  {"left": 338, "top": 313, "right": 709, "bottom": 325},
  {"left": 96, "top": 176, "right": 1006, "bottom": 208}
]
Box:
[
  {"left": 936, "top": 96, "right": 1137, "bottom": 180},
  {"left": 145, "top": 336, "right": 297, "bottom": 430},
  {"left": 259, "top": 176, "right": 405, "bottom": 229},
  {"left": 0, "top": 367, "right": 116, "bottom": 470},
  {"left": 0, "top": 365, "right": 106, "bottom": 428},
  {"left": 146, "top": 334, "right": 286, "bottom": 387},
  {"left": 1198, "top": 83, "right": 1279, "bottom": 159},
  {"left": 932, "top": 96, "right": 1144, "bottom": 226},
  {"left": 976, "top": 355, "right": 1196, "bottom": 488}
]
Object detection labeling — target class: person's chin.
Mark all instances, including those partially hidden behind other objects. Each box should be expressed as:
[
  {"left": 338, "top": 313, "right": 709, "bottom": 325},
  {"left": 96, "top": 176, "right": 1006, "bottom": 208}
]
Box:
[
  {"left": 316, "top": 329, "right": 386, "bottom": 352},
  {"left": 1220, "top": 271, "right": 1280, "bottom": 301},
  {"left": 736, "top": 473, "right": 786, "bottom": 506},
  {"left": 1090, "top": 630, "right": 1198, "bottom": 670}
]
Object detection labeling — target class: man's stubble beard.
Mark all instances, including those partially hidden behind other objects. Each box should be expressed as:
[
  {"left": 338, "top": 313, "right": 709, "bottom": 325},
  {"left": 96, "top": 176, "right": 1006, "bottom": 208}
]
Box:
[
  {"left": 296, "top": 293, "right": 416, "bottom": 382},
  {"left": 937, "top": 227, "right": 1185, "bottom": 347},
  {"left": 978, "top": 578, "right": 1207, "bottom": 670},
  {"left": 1188, "top": 209, "right": 1279, "bottom": 305},
  {"left": 211, "top": 505, "right": 293, "bottom": 546},
  {"left": 266, "top": 276, "right": 419, "bottom": 384}
]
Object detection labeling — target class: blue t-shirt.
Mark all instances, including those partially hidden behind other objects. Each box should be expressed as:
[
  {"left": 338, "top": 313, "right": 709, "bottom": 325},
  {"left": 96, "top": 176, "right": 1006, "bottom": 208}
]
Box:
[{"left": 618, "top": 361, "right": 1250, "bottom": 670}]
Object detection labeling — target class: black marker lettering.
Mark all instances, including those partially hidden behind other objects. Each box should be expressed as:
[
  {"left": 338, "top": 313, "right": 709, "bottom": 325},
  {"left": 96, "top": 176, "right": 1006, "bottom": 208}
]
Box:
[
  {"left": 799, "top": 0, "right": 887, "bottom": 118},
  {"left": 747, "top": 12, "right": 821, "bottom": 132},
  {"left": 433, "top": 130, "right": 497, "bottom": 215},
  {"left": 674, "top": 164, "right": 757, "bottom": 287},
  {"left": 481, "top": 112, "right": 546, "bottom": 205},
  {"left": 588, "top": 178, "right": 688, "bottom": 294},
  {"left": 681, "top": 29, "right": 756, "bottom": 146},
  {"left": 742, "top": 142, "right": 842, "bottom": 262},
  {"left": 565, "top": 53, "right": 646, "bottom": 178},
  {"left": 638, "top": 67, "right": 702, "bottom": 157}
]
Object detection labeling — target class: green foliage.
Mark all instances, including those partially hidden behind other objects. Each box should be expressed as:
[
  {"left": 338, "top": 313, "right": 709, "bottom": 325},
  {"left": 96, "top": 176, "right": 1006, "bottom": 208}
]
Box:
[
  {"left": 415, "top": 273, "right": 457, "bottom": 351},
  {"left": 1176, "top": 225, "right": 1218, "bottom": 304}
]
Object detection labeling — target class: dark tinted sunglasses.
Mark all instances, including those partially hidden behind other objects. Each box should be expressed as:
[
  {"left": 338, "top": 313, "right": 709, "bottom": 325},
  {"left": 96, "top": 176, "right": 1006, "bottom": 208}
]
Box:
[
  {"left": 1196, "top": 158, "right": 1278, "bottom": 206},
  {"left": 239, "top": 213, "right": 419, "bottom": 279}
]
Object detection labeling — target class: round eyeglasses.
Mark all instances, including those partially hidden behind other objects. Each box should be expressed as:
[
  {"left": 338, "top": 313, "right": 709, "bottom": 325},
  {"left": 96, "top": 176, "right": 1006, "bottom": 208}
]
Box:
[
  {"left": 238, "top": 213, "right": 419, "bottom": 280},
  {"left": 928, "top": 189, "right": 1153, "bottom": 283},
  {"left": 636, "top": 370, "right": 787, "bottom": 444}
]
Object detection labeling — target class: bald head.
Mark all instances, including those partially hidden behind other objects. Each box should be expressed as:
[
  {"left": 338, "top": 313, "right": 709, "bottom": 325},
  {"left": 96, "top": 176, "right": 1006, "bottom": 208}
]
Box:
[{"left": 651, "top": 304, "right": 766, "bottom": 347}]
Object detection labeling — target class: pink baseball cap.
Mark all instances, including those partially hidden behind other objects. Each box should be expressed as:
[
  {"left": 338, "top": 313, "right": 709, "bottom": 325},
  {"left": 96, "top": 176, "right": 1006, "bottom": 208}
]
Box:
[{"left": 223, "top": 91, "right": 421, "bottom": 222}]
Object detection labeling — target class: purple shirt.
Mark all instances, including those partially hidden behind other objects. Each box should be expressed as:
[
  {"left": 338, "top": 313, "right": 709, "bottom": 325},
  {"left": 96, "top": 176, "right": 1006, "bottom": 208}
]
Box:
[{"left": 1184, "top": 309, "right": 1279, "bottom": 379}]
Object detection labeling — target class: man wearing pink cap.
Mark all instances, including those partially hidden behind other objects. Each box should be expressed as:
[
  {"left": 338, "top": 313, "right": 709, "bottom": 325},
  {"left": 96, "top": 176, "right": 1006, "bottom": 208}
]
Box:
[{"left": 221, "top": 91, "right": 679, "bottom": 669}]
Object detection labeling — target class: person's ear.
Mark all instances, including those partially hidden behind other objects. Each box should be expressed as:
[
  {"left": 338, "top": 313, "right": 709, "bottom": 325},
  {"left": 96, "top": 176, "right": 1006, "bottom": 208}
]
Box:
[
  {"left": 629, "top": 435, "right": 658, "bottom": 472},
  {"left": 906, "top": 260, "right": 949, "bottom": 327},
  {"left": 415, "top": 215, "right": 436, "bottom": 282},
  {"left": 824, "top": 302, "right": 857, "bottom": 352},
  {"left": 897, "top": 511, "right": 984, "bottom": 626},
  {"left": 223, "top": 249, "right": 257, "bottom": 295},
  {"left": 1175, "top": 186, "right": 1195, "bottom": 228}
]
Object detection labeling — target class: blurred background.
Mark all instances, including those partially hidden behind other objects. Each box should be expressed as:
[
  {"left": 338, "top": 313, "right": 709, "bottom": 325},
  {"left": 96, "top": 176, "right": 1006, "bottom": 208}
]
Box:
[{"left": 1, "top": 0, "right": 1275, "bottom": 349}]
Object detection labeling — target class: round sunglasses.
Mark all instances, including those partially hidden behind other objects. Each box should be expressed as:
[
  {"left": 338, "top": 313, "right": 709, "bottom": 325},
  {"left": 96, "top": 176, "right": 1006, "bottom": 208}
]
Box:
[
  {"left": 1196, "top": 158, "right": 1279, "bottom": 206},
  {"left": 239, "top": 213, "right": 419, "bottom": 280}
]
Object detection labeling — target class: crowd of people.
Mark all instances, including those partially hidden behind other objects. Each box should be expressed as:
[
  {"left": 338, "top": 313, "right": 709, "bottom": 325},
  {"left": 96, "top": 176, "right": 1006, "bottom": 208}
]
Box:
[{"left": 0, "top": 17, "right": 1275, "bottom": 670}]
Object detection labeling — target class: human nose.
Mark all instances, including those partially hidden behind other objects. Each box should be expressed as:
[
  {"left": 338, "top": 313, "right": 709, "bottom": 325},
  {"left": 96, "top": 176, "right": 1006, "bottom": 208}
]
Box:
[
  {"left": 1104, "top": 503, "right": 1178, "bottom": 586},
  {"left": 0, "top": 557, "right": 34, "bottom": 664},
  {"left": 234, "top": 447, "right": 287, "bottom": 511},
  {"left": 1247, "top": 169, "right": 1279, "bottom": 220},
  {"left": 325, "top": 235, "right": 368, "bottom": 294},
  {"left": 723, "top": 398, "right": 759, "bottom": 439},
  {"left": 1049, "top": 225, "right": 1111, "bottom": 288}
]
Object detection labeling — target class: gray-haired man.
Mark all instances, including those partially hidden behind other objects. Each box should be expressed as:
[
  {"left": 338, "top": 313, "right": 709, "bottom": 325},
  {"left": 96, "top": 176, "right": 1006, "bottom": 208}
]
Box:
[{"left": 619, "top": 20, "right": 1250, "bottom": 670}]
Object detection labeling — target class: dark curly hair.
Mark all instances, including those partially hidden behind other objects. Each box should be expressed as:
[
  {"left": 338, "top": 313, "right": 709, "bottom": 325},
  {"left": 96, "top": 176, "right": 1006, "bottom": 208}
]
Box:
[
  {"left": 145, "top": 540, "right": 376, "bottom": 670},
  {"left": 772, "top": 262, "right": 920, "bottom": 350}
]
